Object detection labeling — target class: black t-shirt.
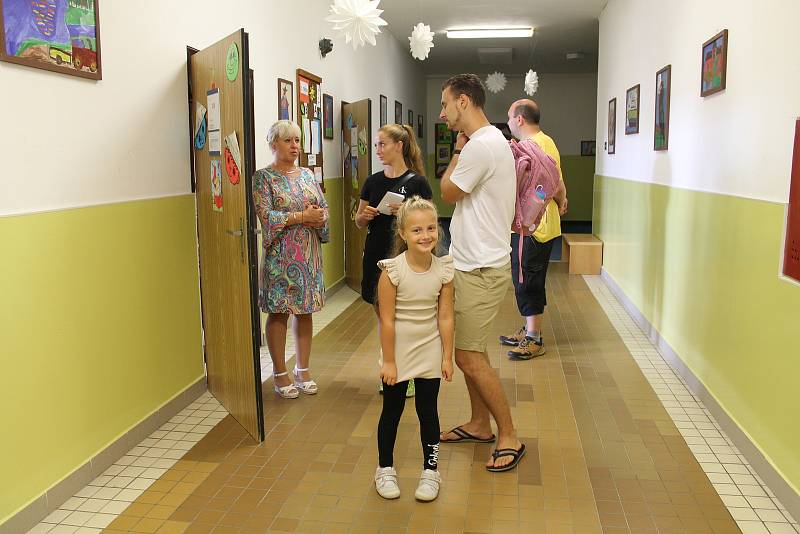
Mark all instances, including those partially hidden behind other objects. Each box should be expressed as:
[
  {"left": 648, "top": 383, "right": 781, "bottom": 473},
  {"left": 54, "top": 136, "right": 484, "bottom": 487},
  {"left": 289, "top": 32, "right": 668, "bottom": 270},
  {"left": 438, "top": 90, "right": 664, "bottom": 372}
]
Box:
[{"left": 360, "top": 170, "right": 433, "bottom": 258}]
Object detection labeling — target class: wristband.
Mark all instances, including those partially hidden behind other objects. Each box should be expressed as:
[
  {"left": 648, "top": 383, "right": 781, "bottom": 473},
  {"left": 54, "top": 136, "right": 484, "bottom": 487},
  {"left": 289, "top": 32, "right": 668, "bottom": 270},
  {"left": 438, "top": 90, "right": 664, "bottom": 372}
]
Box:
[{"left": 453, "top": 149, "right": 461, "bottom": 155}]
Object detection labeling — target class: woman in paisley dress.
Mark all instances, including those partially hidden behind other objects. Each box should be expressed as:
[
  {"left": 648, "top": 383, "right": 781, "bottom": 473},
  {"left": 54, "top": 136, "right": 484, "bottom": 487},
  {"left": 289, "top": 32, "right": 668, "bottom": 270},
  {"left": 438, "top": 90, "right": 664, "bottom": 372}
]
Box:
[{"left": 253, "top": 120, "right": 329, "bottom": 399}]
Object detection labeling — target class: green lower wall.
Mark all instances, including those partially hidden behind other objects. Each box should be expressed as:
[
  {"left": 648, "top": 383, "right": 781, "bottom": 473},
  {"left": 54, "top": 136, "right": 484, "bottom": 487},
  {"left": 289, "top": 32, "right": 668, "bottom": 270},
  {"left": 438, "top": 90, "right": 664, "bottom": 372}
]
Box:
[
  {"left": 0, "top": 195, "right": 204, "bottom": 522},
  {"left": 321, "top": 177, "right": 345, "bottom": 288},
  {"left": 425, "top": 154, "right": 596, "bottom": 221},
  {"left": 594, "top": 175, "right": 800, "bottom": 492}
]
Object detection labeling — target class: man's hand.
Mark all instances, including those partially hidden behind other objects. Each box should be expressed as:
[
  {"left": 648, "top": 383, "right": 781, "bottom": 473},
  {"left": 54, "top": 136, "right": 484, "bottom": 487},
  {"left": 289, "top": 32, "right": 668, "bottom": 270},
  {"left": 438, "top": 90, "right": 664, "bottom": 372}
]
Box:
[
  {"left": 455, "top": 132, "right": 469, "bottom": 150},
  {"left": 558, "top": 197, "right": 568, "bottom": 216}
]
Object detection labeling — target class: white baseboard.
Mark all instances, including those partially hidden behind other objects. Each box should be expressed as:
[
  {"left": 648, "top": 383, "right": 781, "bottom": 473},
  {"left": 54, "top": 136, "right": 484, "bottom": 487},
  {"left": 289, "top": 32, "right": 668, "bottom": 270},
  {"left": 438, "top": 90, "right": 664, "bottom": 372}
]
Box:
[{"left": 600, "top": 268, "right": 800, "bottom": 523}]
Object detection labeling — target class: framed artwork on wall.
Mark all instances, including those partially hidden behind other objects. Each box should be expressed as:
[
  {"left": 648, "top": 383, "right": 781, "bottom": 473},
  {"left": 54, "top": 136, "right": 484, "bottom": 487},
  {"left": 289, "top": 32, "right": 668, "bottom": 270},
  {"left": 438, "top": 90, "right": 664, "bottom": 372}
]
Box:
[
  {"left": 0, "top": 0, "right": 102, "bottom": 80},
  {"left": 580, "top": 140, "right": 596, "bottom": 156},
  {"left": 625, "top": 84, "right": 640, "bottom": 135},
  {"left": 654, "top": 65, "right": 671, "bottom": 151},
  {"left": 322, "top": 93, "right": 333, "bottom": 139},
  {"left": 379, "top": 94, "right": 387, "bottom": 127},
  {"left": 278, "top": 78, "right": 293, "bottom": 120},
  {"left": 701, "top": 29, "right": 728, "bottom": 97},
  {"left": 417, "top": 115, "right": 423, "bottom": 138},
  {"left": 408, "top": 109, "right": 413, "bottom": 126},
  {"left": 607, "top": 98, "right": 616, "bottom": 154},
  {"left": 394, "top": 100, "right": 402, "bottom": 124},
  {"left": 435, "top": 123, "right": 452, "bottom": 144}
]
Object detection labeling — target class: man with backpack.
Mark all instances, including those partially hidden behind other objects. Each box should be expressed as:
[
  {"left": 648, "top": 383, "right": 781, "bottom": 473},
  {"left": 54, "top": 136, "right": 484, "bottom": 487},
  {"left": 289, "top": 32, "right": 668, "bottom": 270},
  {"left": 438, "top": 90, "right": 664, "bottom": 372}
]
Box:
[{"left": 501, "top": 99, "right": 568, "bottom": 360}]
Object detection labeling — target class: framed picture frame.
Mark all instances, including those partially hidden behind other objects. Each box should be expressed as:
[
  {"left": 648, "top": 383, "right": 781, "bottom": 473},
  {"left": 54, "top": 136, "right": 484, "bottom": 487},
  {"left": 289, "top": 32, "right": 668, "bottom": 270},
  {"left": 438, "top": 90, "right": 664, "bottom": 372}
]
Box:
[
  {"left": 701, "top": 29, "right": 728, "bottom": 97},
  {"left": 322, "top": 93, "right": 333, "bottom": 139},
  {"left": 607, "top": 98, "right": 616, "bottom": 154},
  {"left": 278, "top": 78, "right": 293, "bottom": 121},
  {"left": 436, "top": 144, "right": 451, "bottom": 164},
  {"left": 417, "top": 115, "right": 423, "bottom": 138},
  {"left": 394, "top": 100, "right": 402, "bottom": 125},
  {"left": 435, "top": 123, "right": 452, "bottom": 144},
  {"left": 625, "top": 84, "right": 640, "bottom": 135},
  {"left": 0, "top": 0, "right": 102, "bottom": 80},
  {"left": 408, "top": 109, "right": 413, "bottom": 126},
  {"left": 580, "top": 140, "right": 596, "bottom": 156},
  {"left": 379, "top": 94, "right": 387, "bottom": 127},
  {"left": 654, "top": 65, "right": 671, "bottom": 151}
]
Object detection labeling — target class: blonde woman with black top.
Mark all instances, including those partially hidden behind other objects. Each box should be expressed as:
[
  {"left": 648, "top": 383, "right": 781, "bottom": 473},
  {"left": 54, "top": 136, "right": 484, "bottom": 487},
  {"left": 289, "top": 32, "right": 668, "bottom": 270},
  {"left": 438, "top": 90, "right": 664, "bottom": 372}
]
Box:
[{"left": 355, "top": 124, "right": 432, "bottom": 396}]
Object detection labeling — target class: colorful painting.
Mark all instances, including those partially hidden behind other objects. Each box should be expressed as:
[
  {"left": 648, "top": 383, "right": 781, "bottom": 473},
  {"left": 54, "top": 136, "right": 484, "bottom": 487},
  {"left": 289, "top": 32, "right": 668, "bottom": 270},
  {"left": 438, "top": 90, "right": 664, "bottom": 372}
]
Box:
[
  {"left": 654, "top": 65, "right": 671, "bottom": 151},
  {"left": 380, "top": 94, "right": 387, "bottom": 127},
  {"left": 394, "top": 100, "right": 402, "bottom": 125},
  {"left": 417, "top": 114, "right": 423, "bottom": 138},
  {"left": 435, "top": 123, "right": 452, "bottom": 144},
  {"left": 277, "top": 78, "right": 293, "bottom": 121},
  {"left": 0, "top": 0, "right": 101, "bottom": 79},
  {"left": 607, "top": 98, "right": 616, "bottom": 154},
  {"left": 323, "top": 93, "right": 333, "bottom": 139},
  {"left": 701, "top": 29, "right": 728, "bottom": 97},
  {"left": 625, "top": 84, "right": 640, "bottom": 135},
  {"left": 437, "top": 144, "right": 451, "bottom": 163},
  {"left": 211, "top": 160, "right": 223, "bottom": 212}
]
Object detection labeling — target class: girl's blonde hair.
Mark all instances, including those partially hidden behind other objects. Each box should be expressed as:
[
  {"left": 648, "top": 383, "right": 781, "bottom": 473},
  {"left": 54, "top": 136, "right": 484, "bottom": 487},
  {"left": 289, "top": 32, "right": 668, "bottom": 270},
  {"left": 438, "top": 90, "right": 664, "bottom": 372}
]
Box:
[
  {"left": 391, "top": 196, "right": 440, "bottom": 257},
  {"left": 379, "top": 123, "right": 425, "bottom": 175}
]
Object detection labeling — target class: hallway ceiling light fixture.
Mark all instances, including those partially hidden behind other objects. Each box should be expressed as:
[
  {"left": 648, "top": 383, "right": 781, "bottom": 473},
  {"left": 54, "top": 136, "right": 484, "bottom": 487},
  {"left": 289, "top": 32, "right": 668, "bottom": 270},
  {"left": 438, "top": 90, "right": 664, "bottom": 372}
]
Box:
[
  {"left": 485, "top": 71, "right": 507, "bottom": 94},
  {"left": 446, "top": 27, "right": 533, "bottom": 39},
  {"left": 325, "top": 0, "right": 388, "bottom": 50},
  {"left": 409, "top": 22, "right": 435, "bottom": 60},
  {"left": 524, "top": 69, "right": 539, "bottom": 96}
]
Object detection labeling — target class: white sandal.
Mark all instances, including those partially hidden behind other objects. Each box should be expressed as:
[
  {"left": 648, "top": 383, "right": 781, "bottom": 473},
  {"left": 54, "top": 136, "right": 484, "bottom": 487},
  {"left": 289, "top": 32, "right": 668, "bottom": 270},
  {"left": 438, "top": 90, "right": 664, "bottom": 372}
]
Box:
[
  {"left": 293, "top": 366, "right": 318, "bottom": 395},
  {"left": 273, "top": 371, "right": 299, "bottom": 399}
]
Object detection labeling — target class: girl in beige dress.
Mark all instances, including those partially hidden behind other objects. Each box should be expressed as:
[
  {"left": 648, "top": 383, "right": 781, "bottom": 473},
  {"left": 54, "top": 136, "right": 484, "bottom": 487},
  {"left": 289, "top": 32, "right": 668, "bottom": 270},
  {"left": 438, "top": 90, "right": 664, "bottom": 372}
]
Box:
[{"left": 373, "top": 197, "right": 455, "bottom": 502}]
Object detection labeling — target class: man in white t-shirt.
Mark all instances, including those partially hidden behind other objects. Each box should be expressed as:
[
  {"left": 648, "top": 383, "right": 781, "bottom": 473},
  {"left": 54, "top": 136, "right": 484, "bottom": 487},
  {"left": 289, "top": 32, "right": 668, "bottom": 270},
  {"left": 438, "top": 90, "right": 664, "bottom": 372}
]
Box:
[{"left": 438, "top": 74, "right": 525, "bottom": 472}]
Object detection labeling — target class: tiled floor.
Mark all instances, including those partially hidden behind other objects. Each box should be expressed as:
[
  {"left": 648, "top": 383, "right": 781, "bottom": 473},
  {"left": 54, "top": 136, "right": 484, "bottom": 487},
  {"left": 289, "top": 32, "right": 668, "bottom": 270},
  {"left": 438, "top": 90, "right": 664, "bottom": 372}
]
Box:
[{"left": 27, "top": 266, "right": 799, "bottom": 534}]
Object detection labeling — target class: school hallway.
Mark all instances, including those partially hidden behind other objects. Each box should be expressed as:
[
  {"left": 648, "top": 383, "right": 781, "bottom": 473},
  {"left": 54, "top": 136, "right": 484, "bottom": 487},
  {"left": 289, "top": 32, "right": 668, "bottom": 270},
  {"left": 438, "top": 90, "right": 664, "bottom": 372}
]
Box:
[{"left": 26, "top": 265, "right": 797, "bottom": 534}]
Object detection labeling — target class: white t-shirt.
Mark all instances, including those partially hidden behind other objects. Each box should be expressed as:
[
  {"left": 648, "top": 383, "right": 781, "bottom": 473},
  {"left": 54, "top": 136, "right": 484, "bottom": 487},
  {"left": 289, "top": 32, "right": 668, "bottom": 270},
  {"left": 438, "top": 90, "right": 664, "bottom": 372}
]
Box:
[{"left": 448, "top": 125, "right": 516, "bottom": 271}]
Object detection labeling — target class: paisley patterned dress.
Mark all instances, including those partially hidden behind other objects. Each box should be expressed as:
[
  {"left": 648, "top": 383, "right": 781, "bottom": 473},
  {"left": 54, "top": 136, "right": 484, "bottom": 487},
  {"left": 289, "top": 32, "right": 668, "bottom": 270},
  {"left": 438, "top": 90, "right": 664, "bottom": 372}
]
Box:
[{"left": 253, "top": 166, "right": 330, "bottom": 314}]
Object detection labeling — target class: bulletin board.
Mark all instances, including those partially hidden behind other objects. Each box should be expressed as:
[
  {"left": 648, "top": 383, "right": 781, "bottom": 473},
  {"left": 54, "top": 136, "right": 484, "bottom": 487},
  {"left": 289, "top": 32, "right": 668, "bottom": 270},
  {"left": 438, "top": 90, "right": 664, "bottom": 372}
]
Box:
[
  {"left": 783, "top": 119, "right": 800, "bottom": 282},
  {"left": 296, "top": 68, "right": 325, "bottom": 192}
]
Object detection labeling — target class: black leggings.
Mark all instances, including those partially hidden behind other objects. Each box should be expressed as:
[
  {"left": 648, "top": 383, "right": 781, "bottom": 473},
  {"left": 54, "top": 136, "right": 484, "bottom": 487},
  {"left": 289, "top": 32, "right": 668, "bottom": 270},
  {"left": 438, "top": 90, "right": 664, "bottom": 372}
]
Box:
[{"left": 378, "top": 378, "right": 441, "bottom": 471}]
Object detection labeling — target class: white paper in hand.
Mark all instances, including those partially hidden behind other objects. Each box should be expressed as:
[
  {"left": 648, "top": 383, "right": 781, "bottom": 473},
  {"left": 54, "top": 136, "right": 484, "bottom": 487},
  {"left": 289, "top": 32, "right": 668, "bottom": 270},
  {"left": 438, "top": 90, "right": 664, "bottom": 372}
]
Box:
[{"left": 376, "top": 191, "right": 405, "bottom": 215}]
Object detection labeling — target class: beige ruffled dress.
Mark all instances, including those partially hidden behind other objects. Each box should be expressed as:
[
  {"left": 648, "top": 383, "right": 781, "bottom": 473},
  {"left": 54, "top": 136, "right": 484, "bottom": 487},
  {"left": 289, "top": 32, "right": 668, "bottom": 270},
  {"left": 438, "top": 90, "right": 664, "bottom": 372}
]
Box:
[{"left": 377, "top": 253, "right": 454, "bottom": 382}]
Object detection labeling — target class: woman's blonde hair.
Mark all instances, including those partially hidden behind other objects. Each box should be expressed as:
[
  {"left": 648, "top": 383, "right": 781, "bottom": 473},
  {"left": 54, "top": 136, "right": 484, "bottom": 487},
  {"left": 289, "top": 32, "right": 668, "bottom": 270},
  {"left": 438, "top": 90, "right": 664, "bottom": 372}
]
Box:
[
  {"left": 391, "top": 196, "right": 441, "bottom": 257},
  {"left": 267, "top": 120, "right": 301, "bottom": 148},
  {"left": 379, "top": 123, "right": 425, "bottom": 175}
]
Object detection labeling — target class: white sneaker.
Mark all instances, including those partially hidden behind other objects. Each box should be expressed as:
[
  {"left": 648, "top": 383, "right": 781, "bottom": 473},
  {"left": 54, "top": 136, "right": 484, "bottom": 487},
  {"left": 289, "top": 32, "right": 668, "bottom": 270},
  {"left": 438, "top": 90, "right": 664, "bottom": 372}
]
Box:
[
  {"left": 374, "top": 467, "right": 400, "bottom": 499},
  {"left": 414, "top": 469, "right": 441, "bottom": 501}
]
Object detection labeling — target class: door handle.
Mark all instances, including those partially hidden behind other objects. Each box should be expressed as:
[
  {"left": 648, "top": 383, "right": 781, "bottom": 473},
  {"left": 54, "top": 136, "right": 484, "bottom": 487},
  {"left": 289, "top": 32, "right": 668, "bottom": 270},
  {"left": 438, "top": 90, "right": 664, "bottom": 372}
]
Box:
[{"left": 226, "top": 218, "right": 245, "bottom": 263}]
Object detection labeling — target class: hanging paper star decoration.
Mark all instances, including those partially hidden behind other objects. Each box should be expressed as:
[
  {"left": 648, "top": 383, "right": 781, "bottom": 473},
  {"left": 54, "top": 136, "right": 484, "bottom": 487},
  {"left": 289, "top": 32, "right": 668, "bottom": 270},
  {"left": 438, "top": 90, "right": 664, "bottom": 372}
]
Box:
[
  {"left": 409, "top": 22, "right": 434, "bottom": 60},
  {"left": 325, "top": 0, "right": 388, "bottom": 50},
  {"left": 524, "top": 69, "right": 539, "bottom": 96},
  {"left": 485, "top": 71, "right": 507, "bottom": 94}
]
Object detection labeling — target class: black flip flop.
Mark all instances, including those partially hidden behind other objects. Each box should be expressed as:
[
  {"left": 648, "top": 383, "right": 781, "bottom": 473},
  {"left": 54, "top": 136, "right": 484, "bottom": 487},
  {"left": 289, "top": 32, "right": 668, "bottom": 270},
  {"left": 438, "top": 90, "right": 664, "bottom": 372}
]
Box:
[
  {"left": 486, "top": 444, "right": 526, "bottom": 472},
  {"left": 440, "top": 426, "right": 497, "bottom": 444}
]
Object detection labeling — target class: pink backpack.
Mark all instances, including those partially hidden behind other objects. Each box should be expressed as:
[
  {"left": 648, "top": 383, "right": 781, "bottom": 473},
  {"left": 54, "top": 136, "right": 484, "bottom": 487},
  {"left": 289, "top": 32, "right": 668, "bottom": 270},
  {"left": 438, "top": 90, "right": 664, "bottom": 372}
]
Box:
[{"left": 509, "top": 139, "right": 561, "bottom": 236}]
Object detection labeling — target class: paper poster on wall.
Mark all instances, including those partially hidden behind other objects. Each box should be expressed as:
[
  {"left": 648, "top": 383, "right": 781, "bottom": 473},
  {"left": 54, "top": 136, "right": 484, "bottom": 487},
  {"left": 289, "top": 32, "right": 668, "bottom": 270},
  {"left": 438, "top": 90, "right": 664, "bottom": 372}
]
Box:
[
  {"left": 194, "top": 112, "right": 207, "bottom": 150},
  {"left": 194, "top": 102, "right": 207, "bottom": 139},
  {"left": 311, "top": 119, "right": 321, "bottom": 155},
  {"left": 224, "top": 132, "right": 242, "bottom": 172},
  {"left": 350, "top": 126, "right": 358, "bottom": 152},
  {"left": 302, "top": 117, "right": 311, "bottom": 153},
  {"left": 211, "top": 160, "right": 223, "bottom": 212},
  {"left": 358, "top": 127, "right": 368, "bottom": 156},
  {"left": 299, "top": 78, "right": 309, "bottom": 103},
  {"left": 308, "top": 153, "right": 317, "bottom": 166},
  {"left": 208, "top": 130, "right": 222, "bottom": 156},
  {"left": 207, "top": 88, "right": 221, "bottom": 155},
  {"left": 314, "top": 167, "right": 323, "bottom": 184}
]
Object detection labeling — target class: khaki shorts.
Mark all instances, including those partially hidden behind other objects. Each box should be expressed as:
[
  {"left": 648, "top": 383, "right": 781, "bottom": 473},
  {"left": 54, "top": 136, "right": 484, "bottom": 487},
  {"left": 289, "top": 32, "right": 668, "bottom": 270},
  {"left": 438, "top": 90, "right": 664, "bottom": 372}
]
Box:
[{"left": 454, "top": 261, "right": 511, "bottom": 353}]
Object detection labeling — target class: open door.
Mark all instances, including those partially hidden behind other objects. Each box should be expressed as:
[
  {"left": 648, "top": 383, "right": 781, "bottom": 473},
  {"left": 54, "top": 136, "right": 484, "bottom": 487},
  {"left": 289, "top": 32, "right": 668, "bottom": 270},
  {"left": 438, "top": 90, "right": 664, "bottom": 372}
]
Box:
[
  {"left": 190, "top": 29, "right": 263, "bottom": 441},
  {"left": 341, "top": 99, "right": 372, "bottom": 293}
]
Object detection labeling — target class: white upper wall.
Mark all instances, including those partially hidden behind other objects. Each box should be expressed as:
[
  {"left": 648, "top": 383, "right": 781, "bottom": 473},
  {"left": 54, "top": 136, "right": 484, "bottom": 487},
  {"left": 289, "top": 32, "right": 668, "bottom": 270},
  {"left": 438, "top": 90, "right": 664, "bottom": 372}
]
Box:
[
  {"left": 0, "top": 0, "right": 426, "bottom": 217},
  {"left": 426, "top": 73, "right": 597, "bottom": 155},
  {"left": 596, "top": 0, "right": 800, "bottom": 203}
]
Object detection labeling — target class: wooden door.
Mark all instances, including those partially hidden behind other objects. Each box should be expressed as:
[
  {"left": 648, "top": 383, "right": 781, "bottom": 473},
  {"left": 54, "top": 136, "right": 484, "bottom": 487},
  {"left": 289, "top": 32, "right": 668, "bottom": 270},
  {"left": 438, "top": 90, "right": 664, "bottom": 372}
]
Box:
[
  {"left": 341, "top": 99, "right": 372, "bottom": 292},
  {"left": 191, "top": 29, "right": 263, "bottom": 441}
]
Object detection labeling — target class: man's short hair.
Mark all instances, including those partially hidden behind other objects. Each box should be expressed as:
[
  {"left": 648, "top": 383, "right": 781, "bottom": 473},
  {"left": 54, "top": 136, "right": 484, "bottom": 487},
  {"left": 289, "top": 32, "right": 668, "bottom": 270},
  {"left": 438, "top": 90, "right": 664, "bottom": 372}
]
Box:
[
  {"left": 513, "top": 102, "right": 541, "bottom": 125},
  {"left": 442, "top": 74, "right": 486, "bottom": 109}
]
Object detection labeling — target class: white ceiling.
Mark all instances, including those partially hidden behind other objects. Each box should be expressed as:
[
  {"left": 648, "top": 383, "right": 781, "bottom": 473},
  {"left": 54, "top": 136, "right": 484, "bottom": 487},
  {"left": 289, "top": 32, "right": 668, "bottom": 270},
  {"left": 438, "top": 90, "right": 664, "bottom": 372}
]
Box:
[{"left": 379, "top": 0, "right": 604, "bottom": 75}]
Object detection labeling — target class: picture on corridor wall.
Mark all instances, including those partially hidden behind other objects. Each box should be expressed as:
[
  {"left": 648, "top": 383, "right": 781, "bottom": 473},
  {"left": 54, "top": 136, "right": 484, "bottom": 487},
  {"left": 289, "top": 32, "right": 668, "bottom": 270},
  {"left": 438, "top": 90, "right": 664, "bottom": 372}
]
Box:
[
  {"left": 580, "top": 140, "right": 596, "bottom": 156},
  {"left": 322, "top": 93, "right": 333, "bottom": 139},
  {"left": 0, "top": 0, "right": 102, "bottom": 80},
  {"left": 701, "top": 29, "right": 728, "bottom": 97},
  {"left": 394, "top": 100, "right": 402, "bottom": 125},
  {"left": 625, "top": 84, "right": 640, "bottom": 135},
  {"left": 380, "top": 94, "right": 387, "bottom": 127},
  {"left": 408, "top": 109, "right": 413, "bottom": 126},
  {"left": 654, "top": 65, "right": 671, "bottom": 151},
  {"left": 607, "top": 98, "right": 616, "bottom": 154},
  {"left": 417, "top": 114, "right": 423, "bottom": 138},
  {"left": 278, "top": 78, "right": 293, "bottom": 121},
  {"left": 435, "top": 123, "right": 452, "bottom": 144}
]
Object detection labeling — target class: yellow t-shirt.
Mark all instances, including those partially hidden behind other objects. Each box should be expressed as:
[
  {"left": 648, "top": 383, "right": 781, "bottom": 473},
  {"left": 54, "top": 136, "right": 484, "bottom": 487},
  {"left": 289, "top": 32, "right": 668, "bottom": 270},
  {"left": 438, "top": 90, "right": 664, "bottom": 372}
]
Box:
[{"left": 530, "top": 131, "right": 563, "bottom": 243}]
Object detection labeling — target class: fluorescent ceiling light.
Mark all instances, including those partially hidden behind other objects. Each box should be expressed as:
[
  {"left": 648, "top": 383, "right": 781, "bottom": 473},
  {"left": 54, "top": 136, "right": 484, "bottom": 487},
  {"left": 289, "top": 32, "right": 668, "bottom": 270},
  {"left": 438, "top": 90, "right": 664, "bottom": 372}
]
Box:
[{"left": 446, "top": 28, "right": 533, "bottom": 39}]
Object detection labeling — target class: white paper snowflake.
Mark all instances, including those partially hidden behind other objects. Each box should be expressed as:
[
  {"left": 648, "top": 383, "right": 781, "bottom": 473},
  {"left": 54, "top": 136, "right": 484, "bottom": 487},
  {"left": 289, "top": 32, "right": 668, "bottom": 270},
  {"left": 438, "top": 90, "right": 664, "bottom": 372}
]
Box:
[
  {"left": 409, "top": 22, "right": 434, "bottom": 60},
  {"left": 524, "top": 69, "right": 539, "bottom": 96},
  {"left": 325, "top": 0, "right": 388, "bottom": 50},
  {"left": 485, "top": 71, "right": 507, "bottom": 94}
]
